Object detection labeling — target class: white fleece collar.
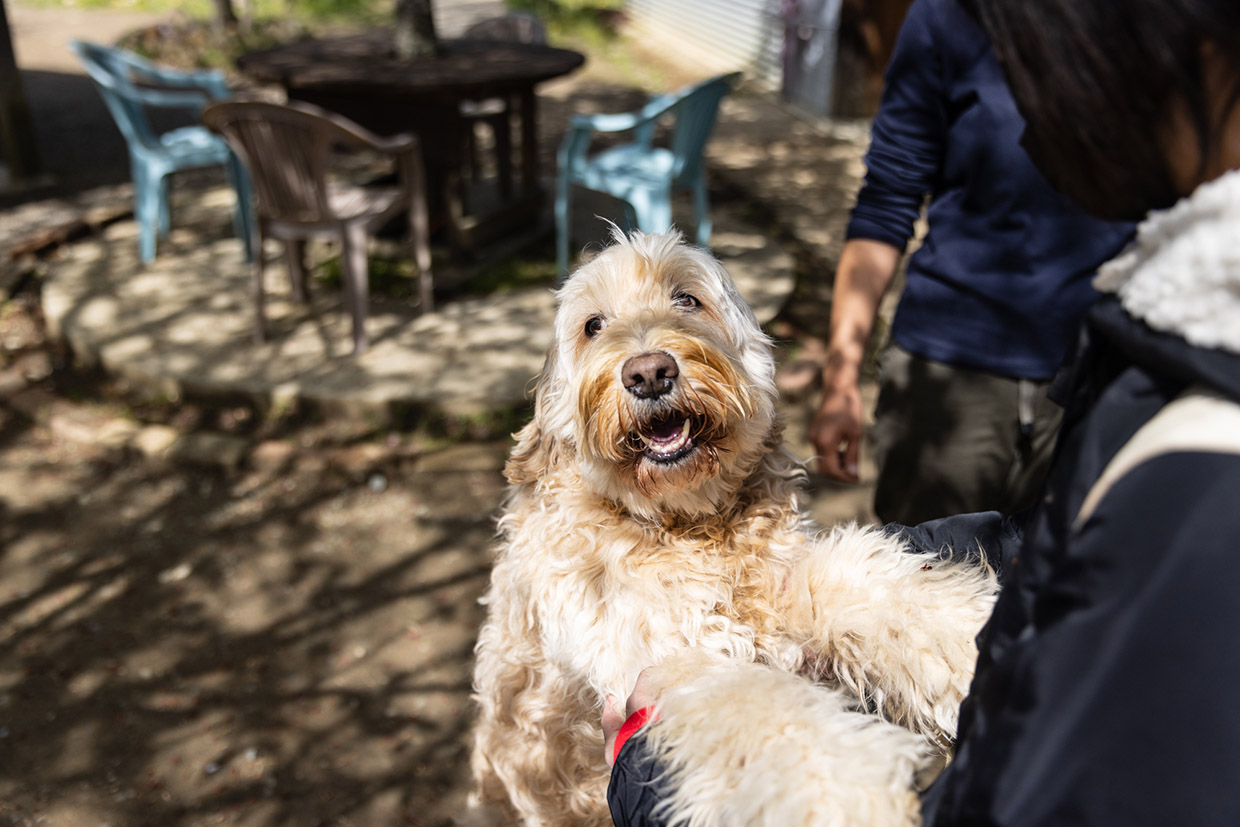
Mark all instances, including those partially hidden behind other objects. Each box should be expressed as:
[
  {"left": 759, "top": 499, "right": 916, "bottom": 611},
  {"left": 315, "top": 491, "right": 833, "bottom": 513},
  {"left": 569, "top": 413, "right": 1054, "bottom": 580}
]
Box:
[{"left": 1094, "top": 168, "right": 1240, "bottom": 354}]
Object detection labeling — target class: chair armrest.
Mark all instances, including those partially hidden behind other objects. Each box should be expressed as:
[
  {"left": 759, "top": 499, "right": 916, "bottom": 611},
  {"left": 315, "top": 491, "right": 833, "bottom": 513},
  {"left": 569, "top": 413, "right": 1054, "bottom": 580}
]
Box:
[
  {"left": 129, "top": 85, "right": 214, "bottom": 111},
  {"left": 559, "top": 96, "right": 665, "bottom": 172},
  {"left": 334, "top": 119, "right": 423, "bottom": 189},
  {"left": 368, "top": 133, "right": 418, "bottom": 155},
  {"left": 311, "top": 105, "right": 417, "bottom": 155},
  {"left": 129, "top": 62, "right": 232, "bottom": 100},
  {"left": 565, "top": 91, "right": 680, "bottom": 160},
  {"left": 569, "top": 111, "right": 642, "bottom": 133},
  {"left": 568, "top": 91, "right": 676, "bottom": 135},
  {"left": 395, "top": 140, "right": 427, "bottom": 194}
]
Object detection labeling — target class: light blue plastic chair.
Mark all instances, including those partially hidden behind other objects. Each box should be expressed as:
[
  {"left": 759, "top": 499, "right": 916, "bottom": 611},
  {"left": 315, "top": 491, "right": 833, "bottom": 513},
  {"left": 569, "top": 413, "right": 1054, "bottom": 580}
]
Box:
[
  {"left": 555, "top": 72, "right": 741, "bottom": 277},
  {"left": 70, "top": 40, "right": 253, "bottom": 265}
]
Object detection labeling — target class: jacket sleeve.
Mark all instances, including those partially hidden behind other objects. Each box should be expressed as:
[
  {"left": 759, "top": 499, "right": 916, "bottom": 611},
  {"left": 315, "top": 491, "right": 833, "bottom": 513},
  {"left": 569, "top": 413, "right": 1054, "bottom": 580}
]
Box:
[
  {"left": 607, "top": 732, "right": 671, "bottom": 827},
  {"left": 885, "top": 509, "right": 1026, "bottom": 583},
  {"left": 846, "top": 0, "right": 948, "bottom": 250},
  {"left": 925, "top": 452, "right": 1240, "bottom": 826}
]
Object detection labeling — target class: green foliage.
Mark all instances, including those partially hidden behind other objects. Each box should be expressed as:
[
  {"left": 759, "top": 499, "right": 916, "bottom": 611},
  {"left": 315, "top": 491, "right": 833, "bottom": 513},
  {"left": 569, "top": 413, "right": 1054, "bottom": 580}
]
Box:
[
  {"left": 434, "top": 404, "right": 533, "bottom": 442},
  {"left": 465, "top": 240, "right": 558, "bottom": 296},
  {"left": 18, "top": 0, "right": 193, "bottom": 12},
  {"left": 30, "top": 0, "right": 391, "bottom": 28},
  {"left": 505, "top": 0, "right": 625, "bottom": 42},
  {"left": 507, "top": 0, "right": 624, "bottom": 17},
  {"left": 102, "top": 0, "right": 390, "bottom": 72},
  {"left": 315, "top": 240, "right": 557, "bottom": 303},
  {"left": 299, "top": 0, "right": 391, "bottom": 23},
  {"left": 314, "top": 252, "right": 428, "bottom": 304},
  {"left": 115, "top": 16, "right": 311, "bottom": 71}
]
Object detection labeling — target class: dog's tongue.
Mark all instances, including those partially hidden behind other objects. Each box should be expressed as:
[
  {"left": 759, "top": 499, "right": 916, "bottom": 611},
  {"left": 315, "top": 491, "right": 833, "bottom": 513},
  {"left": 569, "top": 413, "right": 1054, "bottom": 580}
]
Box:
[{"left": 648, "top": 415, "right": 686, "bottom": 444}]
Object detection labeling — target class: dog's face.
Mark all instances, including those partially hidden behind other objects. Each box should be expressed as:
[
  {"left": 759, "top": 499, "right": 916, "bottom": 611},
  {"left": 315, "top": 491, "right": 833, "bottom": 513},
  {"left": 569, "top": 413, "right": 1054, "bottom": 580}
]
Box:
[{"left": 510, "top": 232, "right": 778, "bottom": 519}]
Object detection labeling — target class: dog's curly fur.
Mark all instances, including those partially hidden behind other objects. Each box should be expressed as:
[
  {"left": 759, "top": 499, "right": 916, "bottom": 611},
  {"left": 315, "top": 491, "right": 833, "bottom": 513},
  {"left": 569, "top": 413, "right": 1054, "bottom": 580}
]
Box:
[{"left": 468, "top": 232, "right": 998, "bottom": 827}]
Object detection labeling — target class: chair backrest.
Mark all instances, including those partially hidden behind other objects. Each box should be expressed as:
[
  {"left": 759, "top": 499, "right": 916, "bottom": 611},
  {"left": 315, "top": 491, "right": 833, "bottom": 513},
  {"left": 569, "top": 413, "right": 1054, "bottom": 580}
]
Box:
[
  {"left": 69, "top": 40, "right": 161, "bottom": 149},
  {"left": 70, "top": 40, "right": 229, "bottom": 152},
  {"left": 664, "top": 72, "right": 741, "bottom": 186},
  {"left": 202, "top": 100, "right": 387, "bottom": 225},
  {"left": 463, "top": 12, "right": 547, "bottom": 45}
]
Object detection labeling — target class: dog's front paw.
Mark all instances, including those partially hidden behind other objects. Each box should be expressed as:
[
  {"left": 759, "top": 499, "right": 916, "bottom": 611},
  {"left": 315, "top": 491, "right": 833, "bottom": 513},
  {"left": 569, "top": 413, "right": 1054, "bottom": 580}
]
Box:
[
  {"left": 640, "top": 655, "right": 928, "bottom": 827},
  {"left": 785, "top": 523, "right": 998, "bottom": 747}
]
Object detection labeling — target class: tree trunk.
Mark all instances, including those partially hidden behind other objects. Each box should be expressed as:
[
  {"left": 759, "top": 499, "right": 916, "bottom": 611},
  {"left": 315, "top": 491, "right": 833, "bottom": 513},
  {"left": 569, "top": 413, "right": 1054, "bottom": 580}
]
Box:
[
  {"left": 0, "top": 0, "right": 40, "bottom": 181},
  {"left": 394, "top": 0, "right": 440, "bottom": 59},
  {"left": 211, "top": 0, "right": 238, "bottom": 32}
]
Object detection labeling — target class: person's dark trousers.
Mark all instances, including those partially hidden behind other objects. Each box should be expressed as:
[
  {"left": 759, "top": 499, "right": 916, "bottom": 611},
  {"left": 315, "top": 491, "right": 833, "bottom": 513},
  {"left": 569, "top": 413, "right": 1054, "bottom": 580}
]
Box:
[{"left": 870, "top": 345, "right": 1061, "bottom": 525}]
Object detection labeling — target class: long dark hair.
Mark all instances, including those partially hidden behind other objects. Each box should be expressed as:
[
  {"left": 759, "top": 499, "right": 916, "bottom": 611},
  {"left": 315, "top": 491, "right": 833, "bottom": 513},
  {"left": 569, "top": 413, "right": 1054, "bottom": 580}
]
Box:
[{"left": 961, "top": 0, "right": 1240, "bottom": 220}]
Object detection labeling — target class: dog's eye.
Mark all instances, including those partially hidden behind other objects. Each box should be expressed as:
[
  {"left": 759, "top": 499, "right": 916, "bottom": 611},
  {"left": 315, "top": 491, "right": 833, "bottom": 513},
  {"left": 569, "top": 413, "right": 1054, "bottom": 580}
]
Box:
[
  {"left": 672, "top": 293, "right": 701, "bottom": 310},
  {"left": 584, "top": 316, "right": 606, "bottom": 338}
]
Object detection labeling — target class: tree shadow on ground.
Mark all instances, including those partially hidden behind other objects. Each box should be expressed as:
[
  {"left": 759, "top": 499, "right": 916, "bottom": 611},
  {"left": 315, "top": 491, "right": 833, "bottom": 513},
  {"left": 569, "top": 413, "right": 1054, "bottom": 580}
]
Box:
[{"left": 0, "top": 368, "right": 506, "bottom": 824}]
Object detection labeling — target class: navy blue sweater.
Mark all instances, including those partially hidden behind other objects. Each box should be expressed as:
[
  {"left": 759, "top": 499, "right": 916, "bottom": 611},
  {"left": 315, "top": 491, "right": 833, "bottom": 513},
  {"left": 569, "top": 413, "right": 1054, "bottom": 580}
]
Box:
[{"left": 847, "top": 0, "right": 1134, "bottom": 379}]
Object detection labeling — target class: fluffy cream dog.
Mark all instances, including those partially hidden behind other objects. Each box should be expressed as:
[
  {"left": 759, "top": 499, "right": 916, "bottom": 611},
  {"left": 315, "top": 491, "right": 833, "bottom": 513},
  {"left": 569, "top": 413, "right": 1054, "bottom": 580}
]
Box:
[{"left": 469, "top": 231, "right": 998, "bottom": 827}]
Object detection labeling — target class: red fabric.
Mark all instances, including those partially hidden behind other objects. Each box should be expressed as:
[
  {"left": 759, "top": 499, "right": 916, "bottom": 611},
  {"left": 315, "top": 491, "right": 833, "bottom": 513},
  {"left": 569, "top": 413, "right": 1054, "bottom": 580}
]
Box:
[{"left": 613, "top": 706, "right": 657, "bottom": 764}]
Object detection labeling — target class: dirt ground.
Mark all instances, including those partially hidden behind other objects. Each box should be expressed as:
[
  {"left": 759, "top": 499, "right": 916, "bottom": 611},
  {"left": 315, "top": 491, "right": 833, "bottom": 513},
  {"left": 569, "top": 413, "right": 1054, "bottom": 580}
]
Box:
[
  {"left": 0, "top": 287, "right": 513, "bottom": 826},
  {"left": 0, "top": 5, "right": 876, "bottom": 826}
]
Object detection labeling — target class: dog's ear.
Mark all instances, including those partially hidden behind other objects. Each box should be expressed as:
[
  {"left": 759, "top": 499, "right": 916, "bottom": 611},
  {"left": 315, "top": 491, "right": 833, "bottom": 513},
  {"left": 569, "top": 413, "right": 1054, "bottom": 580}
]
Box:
[{"left": 505, "top": 343, "right": 564, "bottom": 485}]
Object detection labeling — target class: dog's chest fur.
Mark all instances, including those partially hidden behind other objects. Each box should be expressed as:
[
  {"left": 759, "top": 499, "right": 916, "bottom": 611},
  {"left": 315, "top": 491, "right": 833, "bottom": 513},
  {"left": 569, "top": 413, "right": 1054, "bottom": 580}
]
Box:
[{"left": 496, "top": 471, "right": 810, "bottom": 698}]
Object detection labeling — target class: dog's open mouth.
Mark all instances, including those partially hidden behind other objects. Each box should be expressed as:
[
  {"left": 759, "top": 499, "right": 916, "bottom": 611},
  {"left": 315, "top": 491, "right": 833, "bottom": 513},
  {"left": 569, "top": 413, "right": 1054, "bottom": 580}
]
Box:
[{"left": 633, "top": 413, "right": 697, "bottom": 464}]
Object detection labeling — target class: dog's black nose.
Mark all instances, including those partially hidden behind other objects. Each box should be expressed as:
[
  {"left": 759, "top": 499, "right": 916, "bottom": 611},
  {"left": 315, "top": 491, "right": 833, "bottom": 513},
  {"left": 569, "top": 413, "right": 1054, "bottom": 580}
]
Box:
[{"left": 623, "top": 352, "right": 679, "bottom": 399}]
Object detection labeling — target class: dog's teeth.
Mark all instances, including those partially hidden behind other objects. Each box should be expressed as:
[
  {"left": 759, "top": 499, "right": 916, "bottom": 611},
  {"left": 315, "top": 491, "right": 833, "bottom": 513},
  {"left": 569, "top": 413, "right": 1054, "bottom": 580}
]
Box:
[
  {"left": 646, "top": 422, "right": 691, "bottom": 455},
  {"left": 635, "top": 418, "right": 696, "bottom": 460}
]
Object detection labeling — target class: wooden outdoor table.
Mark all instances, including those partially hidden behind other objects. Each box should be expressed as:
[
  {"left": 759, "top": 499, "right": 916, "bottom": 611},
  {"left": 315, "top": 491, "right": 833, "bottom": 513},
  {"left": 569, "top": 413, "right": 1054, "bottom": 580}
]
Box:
[{"left": 236, "top": 33, "right": 586, "bottom": 248}]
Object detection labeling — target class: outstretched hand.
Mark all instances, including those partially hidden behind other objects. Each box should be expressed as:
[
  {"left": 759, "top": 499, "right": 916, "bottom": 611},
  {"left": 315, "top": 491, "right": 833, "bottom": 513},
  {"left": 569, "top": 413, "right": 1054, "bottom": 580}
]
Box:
[{"left": 603, "top": 667, "right": 662, "bottom": 768}]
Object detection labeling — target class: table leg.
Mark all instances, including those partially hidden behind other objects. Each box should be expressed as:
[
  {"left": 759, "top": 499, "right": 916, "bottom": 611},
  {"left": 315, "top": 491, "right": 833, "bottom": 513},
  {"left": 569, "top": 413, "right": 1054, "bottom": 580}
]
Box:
[
  {"left": 443, "top": 167, "right": 471, "bottom": 250},
  {"left": 520, "top": 87, "right": 539, "bottom": 197}
]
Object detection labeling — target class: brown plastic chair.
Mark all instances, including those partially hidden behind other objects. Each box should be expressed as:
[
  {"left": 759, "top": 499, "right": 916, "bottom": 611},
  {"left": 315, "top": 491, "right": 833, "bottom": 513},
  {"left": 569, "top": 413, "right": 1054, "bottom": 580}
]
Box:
[{"left": 202, "top": 100, "right": 433, "bottom": 354}]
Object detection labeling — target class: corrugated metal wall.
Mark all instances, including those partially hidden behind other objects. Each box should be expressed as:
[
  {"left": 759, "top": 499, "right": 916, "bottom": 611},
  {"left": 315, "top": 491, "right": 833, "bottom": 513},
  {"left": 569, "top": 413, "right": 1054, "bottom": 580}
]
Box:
[{"left": 625, "top": 0, "right": 784, "bottom": 89}]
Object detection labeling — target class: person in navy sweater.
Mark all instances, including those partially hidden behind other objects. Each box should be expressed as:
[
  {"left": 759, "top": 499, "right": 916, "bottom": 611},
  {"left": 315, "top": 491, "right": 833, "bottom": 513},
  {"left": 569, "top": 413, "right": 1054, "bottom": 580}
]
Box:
[
  {"left": 810, "top": 0, "right": 1134, "bottom": 524},
  {"left": 606, "top": 0, "right": 1240, "bottom": 823}
]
